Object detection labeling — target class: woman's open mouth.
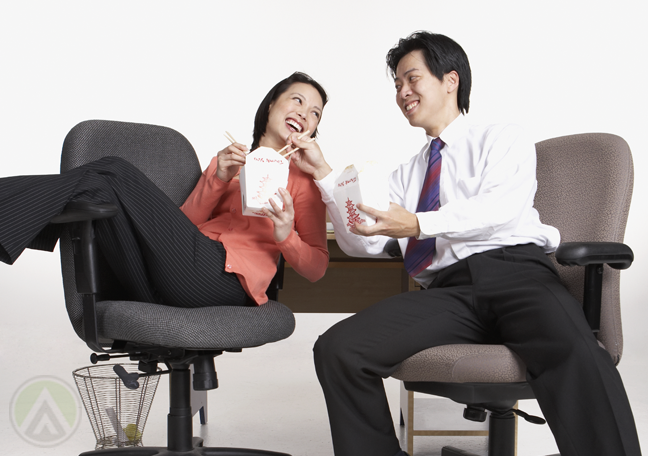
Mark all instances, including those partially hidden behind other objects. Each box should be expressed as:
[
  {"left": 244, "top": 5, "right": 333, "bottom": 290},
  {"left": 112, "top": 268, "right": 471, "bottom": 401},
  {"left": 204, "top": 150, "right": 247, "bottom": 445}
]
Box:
[{"left": 286, "top": 118, "right": 304, "bottom": 133}]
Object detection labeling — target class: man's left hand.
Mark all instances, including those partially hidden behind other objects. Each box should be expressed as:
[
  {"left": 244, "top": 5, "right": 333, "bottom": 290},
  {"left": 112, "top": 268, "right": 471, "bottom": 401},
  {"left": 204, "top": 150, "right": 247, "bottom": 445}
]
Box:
[{"left": 351, "top": 202, "right": 420, "bottom": 238}]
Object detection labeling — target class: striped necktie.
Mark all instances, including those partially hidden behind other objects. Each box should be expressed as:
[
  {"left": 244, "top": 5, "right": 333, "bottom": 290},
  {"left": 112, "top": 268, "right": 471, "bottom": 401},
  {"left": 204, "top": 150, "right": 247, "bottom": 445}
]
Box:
[{"left": 404, "top": 137, "right": 445, "bottom": 277}]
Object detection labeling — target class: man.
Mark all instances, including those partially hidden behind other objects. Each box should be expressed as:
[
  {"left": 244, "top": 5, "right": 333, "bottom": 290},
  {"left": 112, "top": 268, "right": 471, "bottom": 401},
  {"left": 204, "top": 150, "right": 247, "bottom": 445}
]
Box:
[{"left": 289, "top": 31, "right": 641, "bottom": 456}]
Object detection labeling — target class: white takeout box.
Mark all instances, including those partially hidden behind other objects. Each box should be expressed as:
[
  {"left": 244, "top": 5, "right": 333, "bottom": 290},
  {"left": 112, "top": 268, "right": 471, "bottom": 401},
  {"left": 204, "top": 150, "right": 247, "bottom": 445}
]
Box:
[
  {"left": 333, "top": 162, "right": 390, "bottom": 232},
  {"left": 240, "top": 146, "right": 290, "bottom": 217}
]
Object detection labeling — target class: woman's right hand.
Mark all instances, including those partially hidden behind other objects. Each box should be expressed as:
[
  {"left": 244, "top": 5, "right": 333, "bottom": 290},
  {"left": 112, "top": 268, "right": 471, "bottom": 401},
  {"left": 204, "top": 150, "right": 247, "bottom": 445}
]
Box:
[
  {"left": 288, "top": 134, "right": 333, "bottom": 181},
  {"left": 215, "top": 143, "right": 248, "bottom": 182}
]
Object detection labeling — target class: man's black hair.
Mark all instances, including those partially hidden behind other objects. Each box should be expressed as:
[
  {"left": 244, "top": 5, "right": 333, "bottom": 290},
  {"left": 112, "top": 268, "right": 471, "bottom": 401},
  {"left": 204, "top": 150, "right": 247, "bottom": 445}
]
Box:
[{"left": 386, "top": 31, "right": 472, "bottom": 114}]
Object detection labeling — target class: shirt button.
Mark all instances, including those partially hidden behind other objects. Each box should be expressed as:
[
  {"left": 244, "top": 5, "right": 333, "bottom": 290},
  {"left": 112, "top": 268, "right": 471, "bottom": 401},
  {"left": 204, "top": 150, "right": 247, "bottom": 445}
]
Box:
[
  {"left": 228, "top": 227, "right": 233, "bottom": 231},
  {"left": 227, "top": 264, "right": 232, "bottom": 269},
  {"left": 231, "top": 208, "right": 236, "bottom": 213}
]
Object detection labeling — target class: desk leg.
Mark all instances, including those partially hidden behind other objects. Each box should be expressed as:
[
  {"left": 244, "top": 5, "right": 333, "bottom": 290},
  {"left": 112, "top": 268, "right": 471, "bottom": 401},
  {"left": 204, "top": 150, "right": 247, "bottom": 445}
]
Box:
[{"left": 400, "top": 382, "right": 415, "bottom": 454}]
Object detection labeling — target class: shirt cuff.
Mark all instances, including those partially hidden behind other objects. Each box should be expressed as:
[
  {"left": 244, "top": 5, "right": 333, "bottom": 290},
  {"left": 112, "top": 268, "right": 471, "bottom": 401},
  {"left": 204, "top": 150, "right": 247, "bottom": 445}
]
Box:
[
  {"left": 415, "top": 211, "right": 446, "bottom": 240},
  {"left": 313, "top": 169, "right": 337, "bottom": 203}
]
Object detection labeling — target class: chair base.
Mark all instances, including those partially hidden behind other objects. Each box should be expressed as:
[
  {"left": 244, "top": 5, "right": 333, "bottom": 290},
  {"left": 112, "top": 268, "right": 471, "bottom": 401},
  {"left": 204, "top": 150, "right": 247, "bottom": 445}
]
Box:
[
  {"left": 442, "top": 447, "right": 479, "bottom": 456},
  {"left": 79, "top": 366, "right": 291, "bottom": 456},
  {"left": 441, "top": 447, "right": 560, "bottom": 456},
  {"left": 80, "top": 444, "right": 290, "bottom": 456}
]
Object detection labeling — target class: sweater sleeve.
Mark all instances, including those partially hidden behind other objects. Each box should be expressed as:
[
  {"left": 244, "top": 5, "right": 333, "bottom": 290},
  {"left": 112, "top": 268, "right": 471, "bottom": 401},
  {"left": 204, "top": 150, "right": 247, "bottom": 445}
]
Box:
[
  {"left": 277, "top": 166, "right": 329, "bottom": 282},
  {"left": 180, "top": 156, "right": 230, "bottom": 225}
]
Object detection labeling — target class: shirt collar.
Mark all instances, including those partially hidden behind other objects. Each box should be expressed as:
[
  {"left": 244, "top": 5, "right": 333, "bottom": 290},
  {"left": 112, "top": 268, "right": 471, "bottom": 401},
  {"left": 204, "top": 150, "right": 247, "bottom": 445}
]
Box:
[{"left": 424, "top": 114, "right": 468, "bottom": 157}]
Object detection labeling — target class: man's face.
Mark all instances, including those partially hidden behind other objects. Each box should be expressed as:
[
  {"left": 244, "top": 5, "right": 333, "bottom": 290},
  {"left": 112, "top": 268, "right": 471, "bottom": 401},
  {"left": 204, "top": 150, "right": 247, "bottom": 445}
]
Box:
[{"left": 394, "top": 50, "right": 455, "bottom": 136}]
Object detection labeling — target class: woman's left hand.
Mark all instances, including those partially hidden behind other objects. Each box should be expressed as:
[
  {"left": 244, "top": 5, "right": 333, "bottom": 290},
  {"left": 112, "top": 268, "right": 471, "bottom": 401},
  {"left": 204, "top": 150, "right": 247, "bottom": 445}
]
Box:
[
  {"left": 287, "top": 133, "right": 332, "bottom": 181},
  {"left": 263, "top": 187, "right": 295, "bottom": 243}
]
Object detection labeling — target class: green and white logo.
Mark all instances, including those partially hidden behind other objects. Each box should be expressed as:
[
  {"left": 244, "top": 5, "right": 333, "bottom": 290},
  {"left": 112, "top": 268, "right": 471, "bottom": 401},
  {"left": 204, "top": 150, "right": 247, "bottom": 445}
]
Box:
[{"left": 10, "top": 376, "right": 81, "bottom": 447}]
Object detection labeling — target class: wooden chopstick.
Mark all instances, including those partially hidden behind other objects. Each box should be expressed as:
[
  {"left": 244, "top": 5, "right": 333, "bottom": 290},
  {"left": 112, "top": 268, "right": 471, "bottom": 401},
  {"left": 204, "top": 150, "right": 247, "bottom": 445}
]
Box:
[
  {"left": 226, "top": 129, "right": 312, "bottom": 157},
  {"left": 224, "top": 131, "right": 237, "bottom": 144},
  {"left": 277, "top": 130, "right": 311, "bottom": 155},
  {"left": 282, "top": 137, "right": 315, "bottom": 158},
  {"left": 225, "top": 131, "right": 256, "bottom": 155}
]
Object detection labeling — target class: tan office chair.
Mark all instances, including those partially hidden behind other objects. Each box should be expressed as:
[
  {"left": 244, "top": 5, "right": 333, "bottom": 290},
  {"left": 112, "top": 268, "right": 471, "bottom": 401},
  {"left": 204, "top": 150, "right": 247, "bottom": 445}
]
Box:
[{"left": 390, "top": 133, "right": 634, "bottom": 455}]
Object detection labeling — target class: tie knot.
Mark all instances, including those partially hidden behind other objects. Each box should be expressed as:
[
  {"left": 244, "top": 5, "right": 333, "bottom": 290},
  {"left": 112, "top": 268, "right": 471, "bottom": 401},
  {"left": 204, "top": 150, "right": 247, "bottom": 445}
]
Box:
[
  {"left": 430, "top": 137, "right": 445, "bottom": 154},
  {"left": 427, "top": 137, "right": 444, "bottom": 170}
]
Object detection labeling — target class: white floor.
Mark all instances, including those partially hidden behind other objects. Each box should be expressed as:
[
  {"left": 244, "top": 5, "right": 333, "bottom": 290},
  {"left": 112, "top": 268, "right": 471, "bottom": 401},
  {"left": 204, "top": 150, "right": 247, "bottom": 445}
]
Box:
[
  {"left": 1, "top": 252, "right": 647, "bottom": 455},
  {"left": 2, "top": 312, "right": 647, "bottom": 455}
]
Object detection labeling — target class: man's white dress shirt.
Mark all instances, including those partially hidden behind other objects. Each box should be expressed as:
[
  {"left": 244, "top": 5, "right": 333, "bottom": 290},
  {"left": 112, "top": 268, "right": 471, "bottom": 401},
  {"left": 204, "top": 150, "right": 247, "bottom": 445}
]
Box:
[{"left": 315, "top": 115, "right": 560, "bottom": 288}]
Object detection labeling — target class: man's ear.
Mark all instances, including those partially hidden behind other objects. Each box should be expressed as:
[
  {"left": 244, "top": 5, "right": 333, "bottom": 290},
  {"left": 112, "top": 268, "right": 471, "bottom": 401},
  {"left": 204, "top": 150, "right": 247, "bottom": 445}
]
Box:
[{"left": 445, "top": 71, "right": 460, "bottom": 94}]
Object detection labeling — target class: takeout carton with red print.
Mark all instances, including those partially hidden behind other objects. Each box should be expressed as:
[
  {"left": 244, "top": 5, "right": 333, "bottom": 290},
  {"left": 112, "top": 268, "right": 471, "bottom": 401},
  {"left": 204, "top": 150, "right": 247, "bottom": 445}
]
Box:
[
  {"left": 240, "top": 147, "right": 290, "bottom": 217},
  {"left": 333, "top": 162, "right": 390, "bottom": 233}
]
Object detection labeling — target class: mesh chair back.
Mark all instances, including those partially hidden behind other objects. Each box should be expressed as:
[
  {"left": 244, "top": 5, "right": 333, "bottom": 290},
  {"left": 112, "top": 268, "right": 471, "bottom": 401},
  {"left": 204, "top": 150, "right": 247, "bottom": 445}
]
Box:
[
  {"left": 534, "top": 133, "right": 633, "bottom": 363},
  {"left": 59, "top": 120, "right": 203, "bottom": 339}
]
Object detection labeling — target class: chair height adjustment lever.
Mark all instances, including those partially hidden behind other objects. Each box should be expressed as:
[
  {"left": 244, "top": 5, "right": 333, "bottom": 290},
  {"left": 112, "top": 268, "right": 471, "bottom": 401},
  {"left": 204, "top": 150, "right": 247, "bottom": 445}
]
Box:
[
  {"left": 113, "top": 364, "right": 140, "bottom": 390},
  {"left": 511, "top": 408, "right": 546, "bottom": 425}
]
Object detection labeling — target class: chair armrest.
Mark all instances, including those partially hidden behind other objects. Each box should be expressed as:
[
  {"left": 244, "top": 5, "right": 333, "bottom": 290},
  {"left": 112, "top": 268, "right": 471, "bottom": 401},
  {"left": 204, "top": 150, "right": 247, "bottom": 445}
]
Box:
[
  {"left": 555, "top": 242, "right": 634, "bottom": 270},
  {"left": 50, "top": 201, "right": 118, "bottom": 223},
  {"left": 384, "top": 239, "right": 402, "bottom": 258},
  {"left": 51, "top": 202, "right": 117, "bottom": 353},
  {"left": 556, "top": 242, "right": 633, "bottom": 334}
]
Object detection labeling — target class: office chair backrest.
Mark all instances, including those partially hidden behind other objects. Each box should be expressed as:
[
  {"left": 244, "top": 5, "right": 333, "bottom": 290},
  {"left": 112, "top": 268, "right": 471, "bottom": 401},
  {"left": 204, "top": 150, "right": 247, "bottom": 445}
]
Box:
[
  {"left": 59, "top": 120, "right": 203, "bottom": 340},
  {"left": 534, "top": 133, "right": 633, "bottom": 363}
]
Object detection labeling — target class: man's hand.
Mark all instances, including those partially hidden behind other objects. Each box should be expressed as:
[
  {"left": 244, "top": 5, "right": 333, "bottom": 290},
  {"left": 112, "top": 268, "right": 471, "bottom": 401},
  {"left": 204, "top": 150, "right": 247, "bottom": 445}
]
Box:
[{"left": 351, "top": 202, "right": 420, "bottom": 238}]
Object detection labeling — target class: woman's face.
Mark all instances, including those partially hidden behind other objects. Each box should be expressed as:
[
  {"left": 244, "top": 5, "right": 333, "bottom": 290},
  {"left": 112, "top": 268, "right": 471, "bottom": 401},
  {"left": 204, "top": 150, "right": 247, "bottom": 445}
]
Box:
[{"left": 262, "top": 82, "right": 324, "bottom": 149}]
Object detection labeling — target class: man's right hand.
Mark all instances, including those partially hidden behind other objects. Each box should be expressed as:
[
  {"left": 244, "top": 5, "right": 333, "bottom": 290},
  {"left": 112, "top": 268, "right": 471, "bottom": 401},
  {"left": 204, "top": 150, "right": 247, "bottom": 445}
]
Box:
[{"left": 352, "top": 202, "right": 420, "bottom": 239}]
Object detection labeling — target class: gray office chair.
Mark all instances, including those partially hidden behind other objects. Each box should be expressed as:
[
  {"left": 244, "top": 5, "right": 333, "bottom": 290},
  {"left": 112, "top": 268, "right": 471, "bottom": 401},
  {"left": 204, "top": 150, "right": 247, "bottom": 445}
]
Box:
[
  {"left": 389, "top": 133, "right": 634, "bottom": 456},
  {"left": 52, "top": 120, "right": 294, "bottom": 456}
]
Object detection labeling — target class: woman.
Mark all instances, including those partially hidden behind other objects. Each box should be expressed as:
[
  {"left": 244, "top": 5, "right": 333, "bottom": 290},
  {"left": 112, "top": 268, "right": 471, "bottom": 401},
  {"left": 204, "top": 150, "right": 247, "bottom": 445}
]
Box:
[{"left": 0, "top": 72, "right": 329, "bottom": 308}]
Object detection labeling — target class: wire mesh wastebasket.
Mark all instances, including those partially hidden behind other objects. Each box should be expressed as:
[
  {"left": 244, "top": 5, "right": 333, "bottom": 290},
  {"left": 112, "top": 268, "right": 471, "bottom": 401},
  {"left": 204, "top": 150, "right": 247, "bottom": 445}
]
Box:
[{"left": 73, "top": 364, "right": 160, "bottom": 450}]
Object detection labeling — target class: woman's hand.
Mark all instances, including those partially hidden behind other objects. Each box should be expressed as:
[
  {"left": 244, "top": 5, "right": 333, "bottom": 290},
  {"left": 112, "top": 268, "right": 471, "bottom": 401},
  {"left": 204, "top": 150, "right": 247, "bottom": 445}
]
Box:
[
  {"left": 216, "top": 143, "right": 248, "bottom": 182},
  {"left": 264, "top": 187, "right": 295, "bottom": 243},
  {"left": 287, "top": 134, "right": 332, "bottom": 181}
]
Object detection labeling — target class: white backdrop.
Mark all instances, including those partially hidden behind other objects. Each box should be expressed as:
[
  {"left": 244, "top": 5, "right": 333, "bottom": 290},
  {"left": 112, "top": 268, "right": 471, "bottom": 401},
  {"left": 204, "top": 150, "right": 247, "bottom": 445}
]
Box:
[{"left": 1, "top": 0, "right": 646, "bottom": 453}]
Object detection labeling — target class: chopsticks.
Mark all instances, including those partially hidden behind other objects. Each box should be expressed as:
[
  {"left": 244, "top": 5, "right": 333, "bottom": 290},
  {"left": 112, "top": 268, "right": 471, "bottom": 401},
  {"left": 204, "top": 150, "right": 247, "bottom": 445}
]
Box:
[
  {"left": 224, "top": 131, "right": 255, "bottom": 155},
  {"left": 282, "top": 137, "right": 315, "bottom": 158},
  {"left": 276, "top": 129, "right": 310, "bottom": 154},
  {"left": 224, "top": 129, "right": 315, "bottom": 158},
  {"left": 224, "top": 131, "right": 237, "bottom": 144},
  {"left": 276, "top": 130, "right": 315, "bottom": 158}
]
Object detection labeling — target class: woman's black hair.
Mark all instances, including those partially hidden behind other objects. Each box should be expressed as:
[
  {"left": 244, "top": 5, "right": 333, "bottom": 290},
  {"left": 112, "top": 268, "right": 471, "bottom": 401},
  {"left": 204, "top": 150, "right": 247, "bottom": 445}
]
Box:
[
  {"left": 386, "top": 31, "right": 472, "bottom": 114},
  {"left": 251, "top": 72, "right": 328, "bottom": 150}
]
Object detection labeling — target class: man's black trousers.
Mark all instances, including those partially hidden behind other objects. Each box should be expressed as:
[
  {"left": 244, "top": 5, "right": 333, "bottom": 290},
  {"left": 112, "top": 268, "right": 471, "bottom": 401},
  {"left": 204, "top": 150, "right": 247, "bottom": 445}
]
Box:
[{"left": 314, "top": 243, "right": 641, "bottom": 456}]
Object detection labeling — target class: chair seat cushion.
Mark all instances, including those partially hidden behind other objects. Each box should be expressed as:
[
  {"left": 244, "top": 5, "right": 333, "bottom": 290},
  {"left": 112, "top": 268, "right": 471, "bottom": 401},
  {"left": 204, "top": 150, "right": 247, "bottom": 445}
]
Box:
[
  {"left": 95, "top": 300, "right": 295, "bottom": 350},
  {"left": 391, "top": 344, "right": 527, "bottom": 383}
]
